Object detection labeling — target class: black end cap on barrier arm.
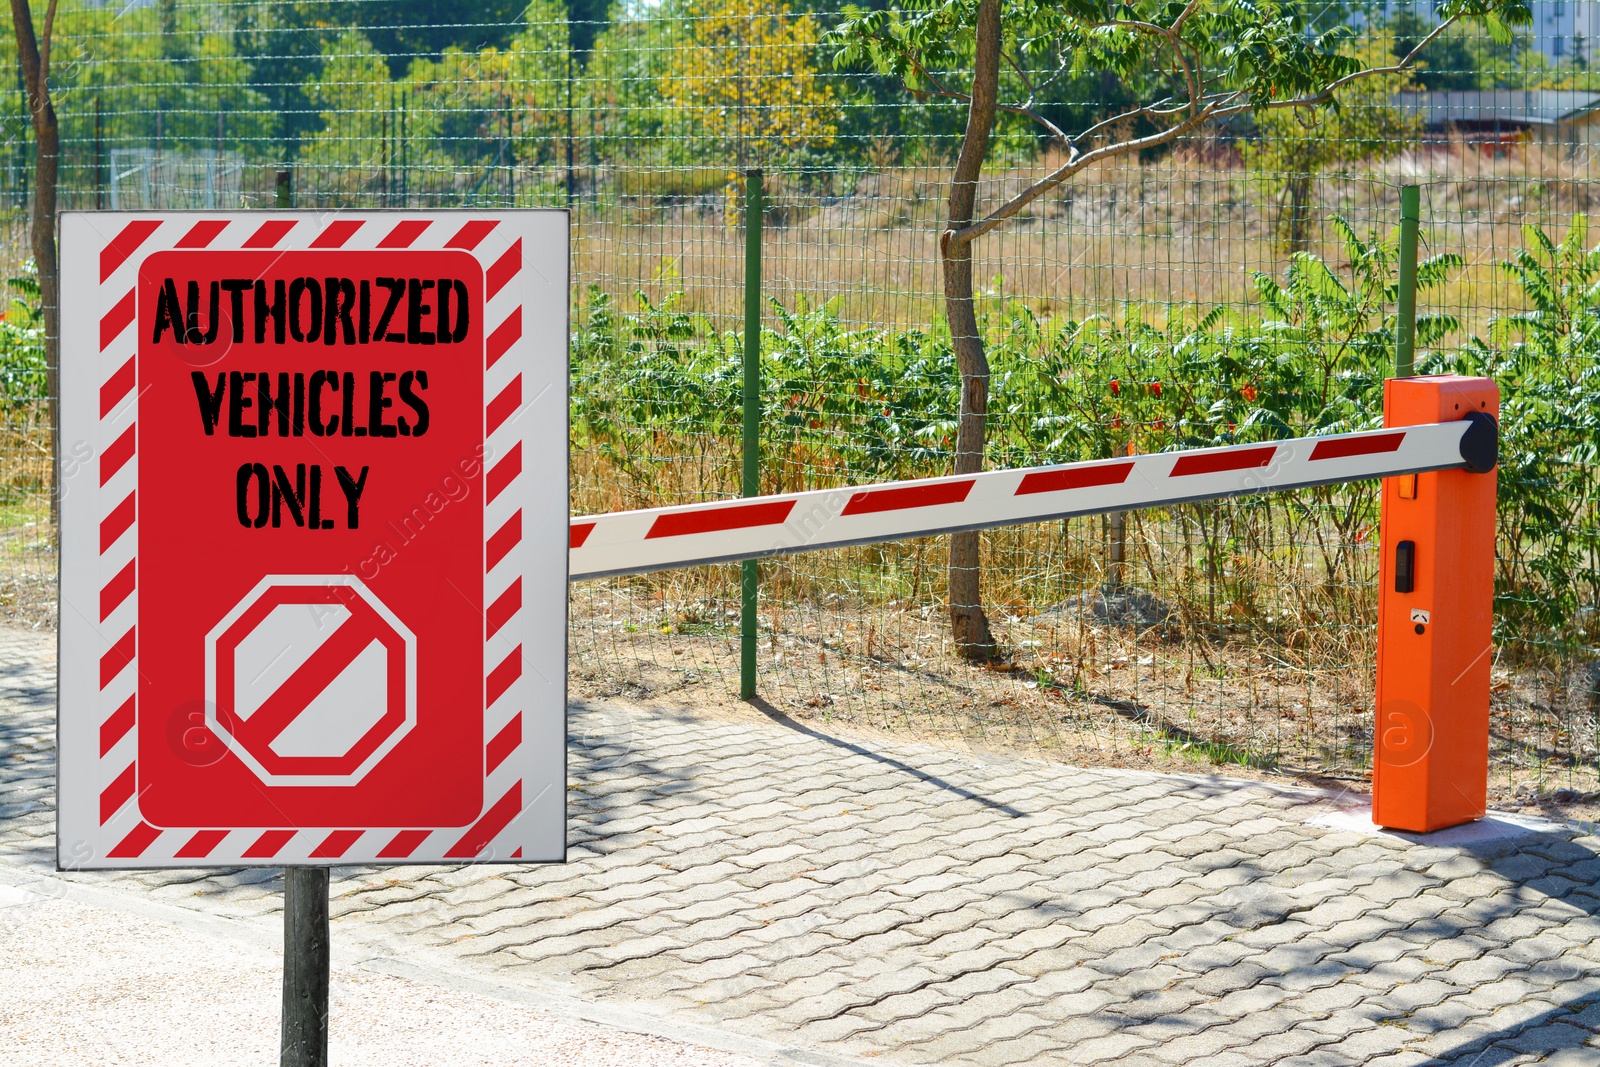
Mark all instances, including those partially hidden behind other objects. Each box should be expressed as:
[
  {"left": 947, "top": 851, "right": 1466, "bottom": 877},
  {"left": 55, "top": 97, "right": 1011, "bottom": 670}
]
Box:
[{"left": 1459, "top": 410, "right": 1498, "bottom": 474}]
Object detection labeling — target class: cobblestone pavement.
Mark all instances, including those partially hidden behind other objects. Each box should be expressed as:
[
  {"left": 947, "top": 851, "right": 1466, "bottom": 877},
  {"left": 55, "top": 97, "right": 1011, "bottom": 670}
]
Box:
[{"left": 5, "top": 625, "right": 1600, "bottom": 1066}]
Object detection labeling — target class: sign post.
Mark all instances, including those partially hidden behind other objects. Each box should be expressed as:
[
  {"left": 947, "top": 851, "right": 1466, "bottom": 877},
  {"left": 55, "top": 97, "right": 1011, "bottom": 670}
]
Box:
[
  {"left": 58, "top": 210, "right": 569, "bottom": 1054},
  {"left": 282, "top": 866, "right": 330, "bottom": 1067},
  {"left": 741, "top": 169, "right": 762, "bottom": 700}
]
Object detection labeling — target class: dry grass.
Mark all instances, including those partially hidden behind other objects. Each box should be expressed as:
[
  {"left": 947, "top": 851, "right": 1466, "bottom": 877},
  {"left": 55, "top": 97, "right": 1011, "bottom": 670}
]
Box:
[
  {"left": 571, "top": 558, "right": 1600, "bottom": 818},
  {"left": 575, "top": 139, "right": 1598, "bottom": 338}
]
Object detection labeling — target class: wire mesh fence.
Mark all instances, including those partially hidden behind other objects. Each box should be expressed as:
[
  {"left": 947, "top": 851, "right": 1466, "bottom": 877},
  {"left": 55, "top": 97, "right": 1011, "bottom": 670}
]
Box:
[{"left": 5, "top": 0, "right": 1600, "bottom": 805}]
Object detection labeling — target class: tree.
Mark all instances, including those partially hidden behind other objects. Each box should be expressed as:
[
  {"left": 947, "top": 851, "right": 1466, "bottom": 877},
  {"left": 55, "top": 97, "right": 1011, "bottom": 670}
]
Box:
[
  {"left": 831, "top": 0, "right": 1531, "bottom": 659},
  {"left": 579, "top": 9, "right": 696, "bottom": 182},
  {"left": 49, "top": 1, "right": 274, "bottom": 163},
  {"left": 404, "top": 6, "right": 573, "bottom": 174},
  {"left": 565, "top": 0, "right": 614, "bottom": 56},
  {"left": 505, "top": 4, "right": 578, "bottom": 164},
  {"left": 298, "top": 30, "right": 420, "bottom": 203},
  {"left": 9, "top": 0, "right": 58, "bottom": 520},
  {"left": 302, "top": 0, "right": 529, "bottom": 75},
  {"left": 660, "top": 0, "right": 840, "bottom": 170},
  {"left": 231, "top": 0, "right": 554, "bottom": 156},
  {"left": 1242, "top": 42, "right": 1420, "bottom": 253}
]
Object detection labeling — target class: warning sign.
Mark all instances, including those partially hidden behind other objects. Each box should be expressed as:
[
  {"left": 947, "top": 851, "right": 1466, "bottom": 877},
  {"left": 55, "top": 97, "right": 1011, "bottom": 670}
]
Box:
[
  {"left": 57, "top": 212, "right": 568, "bottom": 868},
  {"left": 206, "top": 577, "right": 416, "bottom": 787}
]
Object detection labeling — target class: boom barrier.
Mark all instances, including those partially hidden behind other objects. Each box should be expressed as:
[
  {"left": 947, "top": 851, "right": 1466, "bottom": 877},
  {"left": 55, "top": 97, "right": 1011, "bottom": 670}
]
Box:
[
  {"left": 568, "top": 375, "right": 1501, "bottom": 835},
  {"left": 570, "top": 412, "right": 1495, "bottom": 582}
]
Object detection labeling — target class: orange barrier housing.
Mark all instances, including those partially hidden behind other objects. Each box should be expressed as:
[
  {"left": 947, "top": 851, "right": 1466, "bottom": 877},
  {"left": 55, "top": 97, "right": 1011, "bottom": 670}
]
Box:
[{"left": 1373, "top": 375, "right": 1499, "bottom": 832}]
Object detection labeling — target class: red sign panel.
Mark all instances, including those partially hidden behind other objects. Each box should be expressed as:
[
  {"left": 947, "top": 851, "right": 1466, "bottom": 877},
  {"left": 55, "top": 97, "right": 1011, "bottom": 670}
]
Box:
[{"left": 136, "top": 248, "right": 484, "bottom": 829}]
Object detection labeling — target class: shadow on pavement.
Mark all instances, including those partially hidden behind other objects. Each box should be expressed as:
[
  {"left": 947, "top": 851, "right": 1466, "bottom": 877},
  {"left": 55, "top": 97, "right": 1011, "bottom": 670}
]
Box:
[{"left": 745, "top": 696, "right": 1028, "bottom": 818}]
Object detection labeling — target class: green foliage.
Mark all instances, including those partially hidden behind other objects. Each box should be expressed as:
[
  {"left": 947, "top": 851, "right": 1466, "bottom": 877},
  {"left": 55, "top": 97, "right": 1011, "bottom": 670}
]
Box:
[
  {"left": 0, "top": 261, "right": 46, "bottom": 407},
  {"left": 566, "top": 216, "right": 1600, "bottom": 664},
  {"left": 565, "top": 0, "right": 617, "bottom": 56},
  {"left": 582, "top": 12, "right": 689, "bottom": 170},
  {"left": 32, "top": 0, "right": 1553, "bottom": 184},
  {"left": 571, "top": 215, "right": 1461, "bottom": 485},
  {"left": 299, "top": 30, "right": 401, "bottom": 173},
  {"left": 46, "top": 0, "right": 276, "bottom": 160},
  {"left": 658, "top": 0, "right": 840, "bottom": 169},
  {"left": 1443, "top": 216, "right": 1600, "bottom": 656},
  {"left": 823, "top": 0, "right": 1532, "bottom": 260},
  {"left": 241, "top": 0, "right": 534, "bottom": 81},
  {"left": 824, "top": 0, "right": 1498, "bottom": 128},
  {"left": 1246, "top": 217, "right": 1463, "bottom": 431},
  {"left": 571, "top": 287, "right": 959, "bottom": 489}
]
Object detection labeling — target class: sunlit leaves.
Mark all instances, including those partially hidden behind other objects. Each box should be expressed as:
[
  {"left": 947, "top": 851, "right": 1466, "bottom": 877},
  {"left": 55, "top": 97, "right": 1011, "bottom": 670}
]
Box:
[
  {"left": 829, "top": 0, "right": 1529, "bottom": 148},
  {"left": 660, "top": 0, "right": 841, "bottom": 166}
]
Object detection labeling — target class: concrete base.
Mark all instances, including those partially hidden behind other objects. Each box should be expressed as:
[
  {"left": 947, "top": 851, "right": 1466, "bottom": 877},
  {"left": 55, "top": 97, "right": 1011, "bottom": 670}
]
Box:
[{"left": 1309, "top": 804, "right": 1569, "bottom": 845}]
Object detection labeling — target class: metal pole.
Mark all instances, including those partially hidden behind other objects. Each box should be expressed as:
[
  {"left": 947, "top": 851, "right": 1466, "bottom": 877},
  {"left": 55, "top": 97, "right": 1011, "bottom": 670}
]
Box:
[
  {"left": 1107, "top": 442, "right": 1131, "bottom": 592},
  {"left": 740, "top": 168, "right": 763, "bottom": 701},
  {"left": 1107, "top": 510, "right": 1125, "bottom": 589},
  {"left": 281, "top": 866, "right": 329, "bottom": 1067},
  {"left": 275, "top": 166, "right": 291, "bottom": 209},
  {"left": 17, "top": 65, "right": 26, "bottom": 211},
  {"left": 565, "top": 53, "right": 575, "bottom": 209},
  {"left": 382, "top": 92, "right": 390, "bottom": 207},
  {"left": 94, "top": 96, "right": 104, "bottom": 211},
  {"left": 395, "top": 93, "right": 403, "bottom": 207},
  {"left": 1396, "top": 184, "right": 1420, "bottom": 378},
  {"left": 507, "top": 98, "right": 516, "bottom": 204}
]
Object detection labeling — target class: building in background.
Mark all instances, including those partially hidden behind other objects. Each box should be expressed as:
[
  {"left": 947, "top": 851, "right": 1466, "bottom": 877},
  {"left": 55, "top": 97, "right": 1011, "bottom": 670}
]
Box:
[
  {"left": 1371, "top": 0, "right": 1600, "bottom": 63},
  {"left": 1396, "top": 89, "right": 1600, "bottom": 150}
]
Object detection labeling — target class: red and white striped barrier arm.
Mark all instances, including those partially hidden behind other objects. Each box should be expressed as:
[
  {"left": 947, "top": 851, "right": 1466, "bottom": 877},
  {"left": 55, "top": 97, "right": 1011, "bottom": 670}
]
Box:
[{"left": 569, "top": 418, "right": 1497, "bottom": 581}]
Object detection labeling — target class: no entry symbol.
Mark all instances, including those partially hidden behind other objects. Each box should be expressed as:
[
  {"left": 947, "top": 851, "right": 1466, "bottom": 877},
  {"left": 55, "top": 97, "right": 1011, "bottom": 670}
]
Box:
[{"left": 205, "top": 576, "right": 416, "bottom": 787}]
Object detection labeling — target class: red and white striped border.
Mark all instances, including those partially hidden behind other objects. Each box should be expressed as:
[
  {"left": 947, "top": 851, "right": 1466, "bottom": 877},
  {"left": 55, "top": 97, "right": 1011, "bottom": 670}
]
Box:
[
  {"left": 570, "top": 421, "right": 1484, "bottom": 581},
  {"left": 58, "top": 211, "right": 568, "bottom": 868}
]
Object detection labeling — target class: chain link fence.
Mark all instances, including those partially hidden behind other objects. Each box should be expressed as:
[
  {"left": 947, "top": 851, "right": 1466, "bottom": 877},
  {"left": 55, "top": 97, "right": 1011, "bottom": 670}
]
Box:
[{"left": 5, "top": 0, "right": 1600, "bottom": 805}]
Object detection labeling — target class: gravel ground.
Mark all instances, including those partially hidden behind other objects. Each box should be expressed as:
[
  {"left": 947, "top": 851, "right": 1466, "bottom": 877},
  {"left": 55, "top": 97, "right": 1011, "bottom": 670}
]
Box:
[{"left": 0, "top": 882, "right": 766, "bottom": 1067}]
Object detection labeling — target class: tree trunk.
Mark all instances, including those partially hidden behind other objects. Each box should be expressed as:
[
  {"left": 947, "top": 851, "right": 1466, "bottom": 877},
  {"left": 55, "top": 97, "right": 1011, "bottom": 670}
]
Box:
[
  {"left": 1282, "top": 172, "right": 1313, "bottom": 254},
  {"left": 941, "top": 0, "right": 1001, "bottom": 660},
  {"left": 12, "top": 0, "right": 59, "bottom": 526}
]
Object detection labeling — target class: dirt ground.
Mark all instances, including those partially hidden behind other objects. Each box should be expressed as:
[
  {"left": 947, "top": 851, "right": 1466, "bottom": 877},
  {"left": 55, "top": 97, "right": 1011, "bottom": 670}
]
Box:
[{"left": 570, "top": 582, "right": 1600, "bottom": 829}]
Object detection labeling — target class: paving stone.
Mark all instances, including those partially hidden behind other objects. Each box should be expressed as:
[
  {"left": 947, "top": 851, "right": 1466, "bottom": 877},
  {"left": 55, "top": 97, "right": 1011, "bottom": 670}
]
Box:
[
  {"left": 892, "top": 1023, "right": 1023, "bottom": 1062},
  {"left": 1065, "top": 1030, "right": 1159, "bottom": 1065},
  {"left": 850, "top": 985, "right": 959, "bottom": 1025},
  {"left": 1139, "top": 1026, "right": 1252, "bottom": 1064},
  {"left": 1187, "top": 961, "right": 1275, "bottom": 997},
  {"left": 978, "top": 1030, "right": 1082, "bottom": 1066},
  {"left": 1359, "top": 1053, "right": 1430, "bottom": 1067},
  {"left": 1541, "top": 1049, "right": 1600, "bottom": 1067},
  {"left": 3, "top": 624, "right": 1599, "bottom": 1067},
  {"left": 1312, "top": 1022, "right": 1411, "bottom": 1061},
  {"left": 1455, "top": 977, "right": 1551, "bottom": 1013},
  {"left": 1495, "top": 1020, "right": 1594, "bottom": 1056}
]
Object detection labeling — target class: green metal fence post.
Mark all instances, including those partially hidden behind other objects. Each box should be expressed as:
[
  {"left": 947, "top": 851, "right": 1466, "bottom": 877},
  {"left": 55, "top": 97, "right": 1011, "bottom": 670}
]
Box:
[
  {"left": 1396, "top": 185, "right": 1419, "bottom": 378},
  {"left": 741, "top": 168, "right": 763, "bottom": 701}
]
